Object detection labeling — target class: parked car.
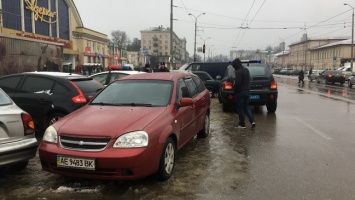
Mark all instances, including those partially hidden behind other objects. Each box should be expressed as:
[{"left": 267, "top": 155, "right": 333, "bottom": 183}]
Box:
[
  {"left": 316, "top": 70, "right": 346, "bottom": 85},
  {"left": 179, "top": 62, "right": 230, "bottom": 80},
  {"left": 39, "top": 71, "right": 211, "bottom": 181},
  {"left": 192, "top": 71, "right": 220, "bottom": 98},
  {"left": 0, "top": 88, "right": 38, "bottom": 171},
  {"left": 308, "top": 70, "right": 324, "bottom": 82},
  {"left": 342, "top": 71, "right": 353, "bottom": 82},
  {"left": 90, "top": 70, "right": 146, "bottom": 86},
  {"left": 0, "top": 72, "right": 104, "bottom": 135},
  {"left": 348, "top": 73, "right": 355, "bottom": 88},
  {"left": 219, "top": 60, "right": 278, "bottom": 113}
]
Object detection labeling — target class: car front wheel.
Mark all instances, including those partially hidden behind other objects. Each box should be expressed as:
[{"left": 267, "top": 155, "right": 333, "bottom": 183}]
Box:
[
  {"left": 157, "top": 137, "right": 176, "bottom": 181},
  {"left": 197, "top": 114, "right": 210, "bottom": 138},
  {"left": 266, "top": 102, "right": 277, "bottom": 113}
]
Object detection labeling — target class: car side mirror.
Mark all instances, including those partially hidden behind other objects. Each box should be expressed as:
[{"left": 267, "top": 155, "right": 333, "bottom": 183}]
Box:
[
  {"left": 216, "top": 75, "right": 221, "bottom": 80},
  {"left": 179, "top": 97, "right": 193, "bottom": 108}
]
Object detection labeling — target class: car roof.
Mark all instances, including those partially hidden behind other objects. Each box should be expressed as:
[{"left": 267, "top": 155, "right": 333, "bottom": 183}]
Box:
[
  {"left": 22, "top": 72, "right": 91, "bottom": 80},
  {"left": 118, "top": 71, "right": 193, "bottom": 81},
  {"left": 90, "top": 70, "right": 146, "bottom": 77}
]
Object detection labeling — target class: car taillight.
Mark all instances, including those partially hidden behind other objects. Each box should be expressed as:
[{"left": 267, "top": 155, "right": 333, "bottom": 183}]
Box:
[
  {"left": 21, "top": 113, "right": 35, "bottom": 135},
  {"left": 270, "top": 81, "right": 277, "bottom": 90},
  {"left": 328, "top": 74, "right": 332, "bottom": 78},
  {"left": 342, "top": 74, "right": 346, "bottom": 78},
  {"left": 224, "top": 82, "right": 233, "bottom": 90},
  {"left": 69, "top": 81, "right": 87, "bottom": 104}
]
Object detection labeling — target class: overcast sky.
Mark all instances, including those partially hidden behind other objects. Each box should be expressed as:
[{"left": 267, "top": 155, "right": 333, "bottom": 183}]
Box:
[{"left": 73, "top": 0, "right": 353, "bottom": 58}]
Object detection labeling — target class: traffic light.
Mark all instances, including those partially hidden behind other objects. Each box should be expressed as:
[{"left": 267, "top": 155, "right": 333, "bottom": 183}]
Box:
[{"left": 203, "top": 44, "right": 205, "bottom": 53}]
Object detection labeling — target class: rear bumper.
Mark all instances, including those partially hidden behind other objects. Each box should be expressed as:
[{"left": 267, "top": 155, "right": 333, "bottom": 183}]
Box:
[
  {"left": 0, "top": 136, "right": 38, "bottom": 166},
  {"left": 221, "top": 90, "right": 278, "bottom": 106}
]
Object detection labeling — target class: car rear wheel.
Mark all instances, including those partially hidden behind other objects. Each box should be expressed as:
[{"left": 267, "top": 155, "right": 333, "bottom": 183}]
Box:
[
  {"left": 157, "top": 137, "right": 176, "bottom": 181},
  {"left": 348, "top": 80, "right": 353, "bottom": 88},
  {"left": 266, "top": 102, "right": 277, "bottom": 113},
  {"left": 222, "top": 102, "right": 229, "bottom": 112},
  {"left": 197, "top": 114, "right": 210, "bottom": 138},
  {"left": 46, "top": 112, "right": 65, "bottom": 128}
]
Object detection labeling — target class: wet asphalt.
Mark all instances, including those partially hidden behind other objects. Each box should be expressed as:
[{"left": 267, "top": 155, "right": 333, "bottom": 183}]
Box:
[{"left": 1, "top": 76, "right": 355, "bottom": 200}]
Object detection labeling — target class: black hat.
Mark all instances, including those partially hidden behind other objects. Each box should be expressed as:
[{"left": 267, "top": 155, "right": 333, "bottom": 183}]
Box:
[
  {"left": 160, "top": 62, "right": 165, "bottom": 65},
  {"left": 145, "top": 63, "right": 151, "bottom": 67}
]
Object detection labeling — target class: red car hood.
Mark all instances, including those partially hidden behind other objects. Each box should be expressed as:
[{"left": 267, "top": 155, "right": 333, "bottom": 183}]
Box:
[{"left": 55, "top": 105, "right": 167, "bottom": 138}]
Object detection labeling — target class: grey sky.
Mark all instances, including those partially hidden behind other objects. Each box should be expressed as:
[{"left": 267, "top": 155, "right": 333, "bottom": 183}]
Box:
[{"left": 73, "top": 0, "right": 353, "bottom": 58}]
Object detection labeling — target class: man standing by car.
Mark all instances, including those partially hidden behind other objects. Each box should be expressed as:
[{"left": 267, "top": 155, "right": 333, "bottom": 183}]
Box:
[
  {"left": 232, "top": 58, "right": 256, "bottom": 129},
  {"left": 156, "top": 62, "right": 170, "bottom": 72},
  {"left": 298, "top": 69, "right": 305, "bottom": 86}
]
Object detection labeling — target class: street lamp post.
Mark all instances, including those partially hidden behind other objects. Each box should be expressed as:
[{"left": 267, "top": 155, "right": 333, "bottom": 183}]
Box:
[
  {"left": 189, "top": 12, "right": 205, "bottom": 62},
  {"left": 200, "top": 37, "right": 210, "bottom": 62},
  {"left": 344, "top": 3, "right": 354, "bottom": 72}
]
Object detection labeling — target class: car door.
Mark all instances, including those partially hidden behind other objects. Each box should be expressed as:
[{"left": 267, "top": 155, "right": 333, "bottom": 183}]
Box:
[
  {"left": 175, "top": 78, "right": 196, "bottom": 147},
  {"left": 191, "top": 76, "right": 209, "bottom": 127},
  {"left": 12, "top": 75, "right": 54, "bottom": 128}
]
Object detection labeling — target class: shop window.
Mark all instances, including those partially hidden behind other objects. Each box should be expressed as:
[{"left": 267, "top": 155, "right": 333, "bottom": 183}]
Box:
[
  {"left": 2, "top": 0, "right": 22, "bottom": 31},
  {"left": 35, "top": 0, "right": 50, "bottom": 36},
  {"left": 58, "top": 0, "right": 70, "bottom": 40}
]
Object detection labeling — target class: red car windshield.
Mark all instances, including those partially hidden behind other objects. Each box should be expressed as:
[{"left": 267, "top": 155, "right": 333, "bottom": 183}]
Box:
[{"left": 91, "top": 80, "right": 173, "bottom": 107}]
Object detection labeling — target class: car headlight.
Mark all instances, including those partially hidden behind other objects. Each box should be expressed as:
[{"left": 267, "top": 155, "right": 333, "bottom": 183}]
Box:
[
  {"left": 42, "top": 125, "right": 58, "bottom": 143},
  {"left": 113, "top": 131, "right": 148, "bottom": 148}
]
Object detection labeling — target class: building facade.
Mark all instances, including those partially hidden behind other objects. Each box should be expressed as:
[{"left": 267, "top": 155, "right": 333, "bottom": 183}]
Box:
[
  {"left": 140, "top": 26, "right": 189, "bottom": 68},
  {"left": 0, "top": 0, "right": 110, "bottom": 73}
]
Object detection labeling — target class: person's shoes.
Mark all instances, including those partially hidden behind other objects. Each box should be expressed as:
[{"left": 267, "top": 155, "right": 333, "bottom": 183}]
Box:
[
  {"left": 237, "top": 124, "right": 246, "bottom": 129},
  {"left": 251, "top": 122, "right": 256, "bottom": 129}
]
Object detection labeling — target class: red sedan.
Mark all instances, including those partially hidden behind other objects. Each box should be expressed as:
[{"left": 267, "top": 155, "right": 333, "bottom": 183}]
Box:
[{"left": 39, "top": 71, "right": 210, "bottom": 181}]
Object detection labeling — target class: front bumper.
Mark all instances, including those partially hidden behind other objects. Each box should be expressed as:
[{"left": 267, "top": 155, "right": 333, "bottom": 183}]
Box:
[{"left": 39, "top": 141, "right": 159, "bottom": 180}]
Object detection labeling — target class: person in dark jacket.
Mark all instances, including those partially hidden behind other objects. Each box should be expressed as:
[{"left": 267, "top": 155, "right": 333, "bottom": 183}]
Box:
[
  {"left": 298, "top": 69, "right": 304, "bottom": 85},
  {"left": 156, "top": 62, "right": 170, "bottom": 72},
  {"left": 232, "top": 58, "right": 256, "bottom": 129},
  {"left": 143, "top": 63, "right": 152, "bottom": 72}
]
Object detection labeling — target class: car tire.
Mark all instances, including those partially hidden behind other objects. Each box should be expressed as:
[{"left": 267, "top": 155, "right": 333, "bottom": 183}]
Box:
[
  {"left": 349, "top": 80, "right": 353, "bottom": 88},
  {"left": 197, "top": 114, "right": 210, "bottom": 138},
  {"left": 14, "top": 161, "right": 29, "bottom": 171},
  {"left": 222, "top": 102, "right": 229, "bottom": 112},
  {"left": 340, "top": 82, "right": 344, "bottom": 85},
  {"left": 157, "top": 137, "right": 176, "bottom": 181},
  {"left": 46, "top": 112, "right": 65, "bottom": 128},
  {"left": 266, "top": 102, "right": 277, "bottom": 113},
  {"left": 218, "top": 92, "right": 222, "bottom": 103}
]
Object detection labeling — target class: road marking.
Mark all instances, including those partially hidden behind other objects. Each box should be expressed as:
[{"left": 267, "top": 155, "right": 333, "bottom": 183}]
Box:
[{"left": 295, "top": 117, "right": 332, "bottom": 140}]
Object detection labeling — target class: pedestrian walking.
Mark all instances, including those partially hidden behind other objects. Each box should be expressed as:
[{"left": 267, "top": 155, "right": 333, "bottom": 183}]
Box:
[
  {"left": 231, "top": 58, "right": 256, "bottom": 129},
  {"left": 156, "top": 62, "right": 170, "bottom": 72},
  {"left": 298, "top": 69, "right": 304, "bottom": 86}
]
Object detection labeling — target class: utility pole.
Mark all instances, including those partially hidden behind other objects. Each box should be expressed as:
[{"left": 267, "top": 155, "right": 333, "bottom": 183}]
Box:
[
  {"left": 170, "top": 0, "right": 173, "bottom": 70},
  {"left": 189, "top": 13, "right": 205, "bottom": 62},
  {"left": 344, "top": 3, "right": 354, "bottom": 72}
]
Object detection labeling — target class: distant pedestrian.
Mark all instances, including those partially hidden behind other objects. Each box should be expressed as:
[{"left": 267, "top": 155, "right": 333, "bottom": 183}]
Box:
[
  {"left": 231, "top": 58, "right": 256, "bottom": 129},
  {"left": 298, "top": 69, "right": 304, "bottom": 86},
  {"left": 309, "top": 68, "right": 313, "bottom": 75},
  {"left": 156, "top": 62, "right": 169, "bottom": 72},
  {"left": 143, "top": 63, "right": 152, "bottom": 72}
]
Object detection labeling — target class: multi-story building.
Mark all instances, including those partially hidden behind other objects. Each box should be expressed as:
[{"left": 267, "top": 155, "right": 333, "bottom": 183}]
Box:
[
  {"left": 275, "top": 36, "right": 354, "bottom": 70},
  {"left": 140, "top": 26, "right": 189, "bottom": 68},
  {"left": 0, "top": 0, "right": 110, "bottom": 74}
]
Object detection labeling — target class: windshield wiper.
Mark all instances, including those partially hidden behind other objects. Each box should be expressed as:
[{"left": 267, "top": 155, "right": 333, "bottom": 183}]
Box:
[
  {"left": 91, "top": 102, "right": 115, "bottom": 106},
  {"left": 115, "top": 103, "right": 153, "bottom": 107}
]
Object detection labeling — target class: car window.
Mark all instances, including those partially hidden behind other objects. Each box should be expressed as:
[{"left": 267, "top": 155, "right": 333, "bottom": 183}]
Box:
[
  {"left": 110, "top": 73, "right": 126, "bottom": 82},
  {"left": 195, "top": 73, "right": 206, "bottom": 82},
  {"left": 0, "top": 76, "right": 22, "bottom": 93},
  {"left": 184, "top": 78, "right": 199, "bottom": 98},
  {"left": 52, "top": 82, "right": 69, "bottom": 94},
  {"left": 191, "top": 64, "right": 201, "bottom": 71},
  {"left": 72, "top": 79, "right": 104, "bottom": 95},
  {"left": 21, "top": 76, "right": 54, "bottom": 94},
  {"left": 92, "top": 80, "right": 173, "bottom": 107},
  {"left": 248, "top": 66, "right": 267, "bottom": 76},
  {"left": 92, "top": 74, "right": 108, "bottom": 84},
  {"left": 177, "top": 79, "right": 189, "bottom": 102},
  {"left": 0, "top": 89, "right": 12, "bottom": 105},
  {"left": 192, "top": 76, "right": 206, "bottom": 93}
]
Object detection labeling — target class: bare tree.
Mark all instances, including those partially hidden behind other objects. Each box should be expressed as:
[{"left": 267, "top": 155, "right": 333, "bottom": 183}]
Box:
[{"left": 111, "top": 30, "right": 129, "bottom": 46}]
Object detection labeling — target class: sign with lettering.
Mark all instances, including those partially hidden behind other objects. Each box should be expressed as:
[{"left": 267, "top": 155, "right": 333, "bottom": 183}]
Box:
[{"left": 25, "top": 0, "right": 57, "bottom": 24}]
